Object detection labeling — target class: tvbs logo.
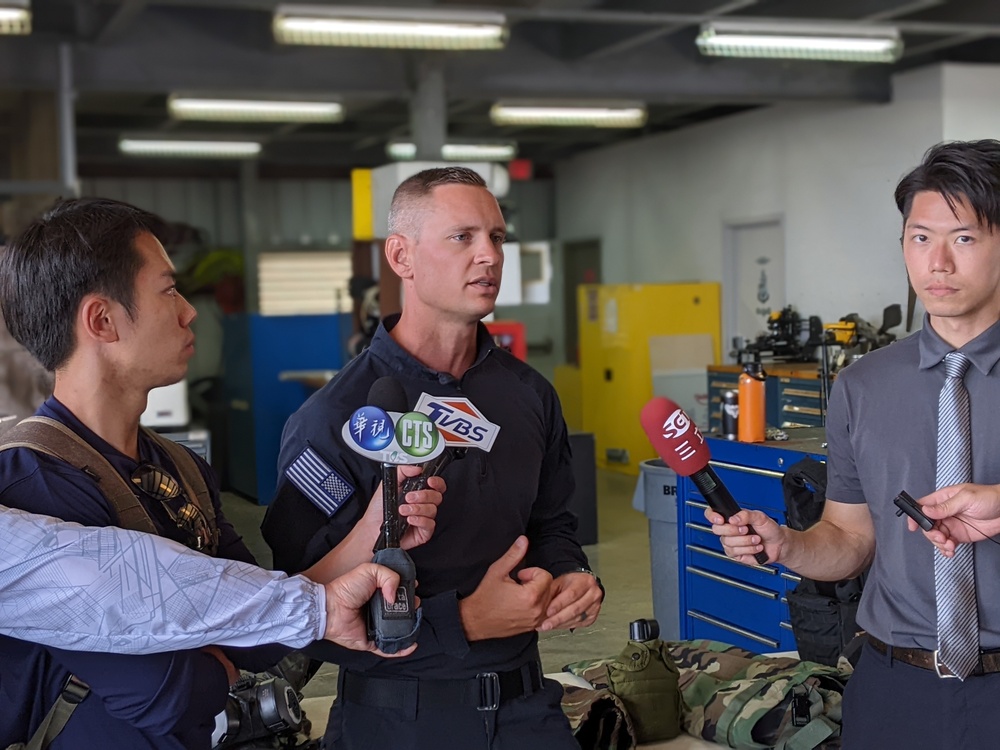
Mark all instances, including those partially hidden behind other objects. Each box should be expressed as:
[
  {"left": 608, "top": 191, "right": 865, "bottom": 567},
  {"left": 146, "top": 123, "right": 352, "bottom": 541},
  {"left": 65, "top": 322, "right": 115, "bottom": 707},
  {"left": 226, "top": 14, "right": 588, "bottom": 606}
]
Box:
[
  {"left": 661, "top": 408, "right": 704, "bottom": 462},
  {"left": 414, "top": 394, "right": 500, "bottom": 451}
]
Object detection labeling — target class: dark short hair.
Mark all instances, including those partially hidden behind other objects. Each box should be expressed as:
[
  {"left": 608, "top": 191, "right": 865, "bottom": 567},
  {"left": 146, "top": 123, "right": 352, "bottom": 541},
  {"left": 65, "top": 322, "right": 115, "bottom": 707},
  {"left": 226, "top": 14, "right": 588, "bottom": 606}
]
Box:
[
  {"left": 895, "top": 140, "right": 1000, "bottom": 230},
  {"left": 0, "top": 197, "right": 166, "bottom": 371},
  {"left": 388, "top": 166, "right": 489, "bottom": 237}
]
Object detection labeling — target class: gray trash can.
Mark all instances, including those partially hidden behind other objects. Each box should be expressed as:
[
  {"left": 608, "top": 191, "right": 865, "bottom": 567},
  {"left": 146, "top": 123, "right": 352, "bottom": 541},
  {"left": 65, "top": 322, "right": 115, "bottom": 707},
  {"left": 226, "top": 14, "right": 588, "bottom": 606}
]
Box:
[{"left": 632, "top": 459, "right": 680, "bottom": 641}]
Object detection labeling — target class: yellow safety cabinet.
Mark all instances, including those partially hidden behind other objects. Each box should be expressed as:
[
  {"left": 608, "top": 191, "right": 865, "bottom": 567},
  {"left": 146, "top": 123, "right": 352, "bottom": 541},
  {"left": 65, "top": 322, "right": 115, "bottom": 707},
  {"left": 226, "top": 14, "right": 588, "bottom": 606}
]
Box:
[{"left": 578, "top": 283, "right": 721, "bottom": 475}]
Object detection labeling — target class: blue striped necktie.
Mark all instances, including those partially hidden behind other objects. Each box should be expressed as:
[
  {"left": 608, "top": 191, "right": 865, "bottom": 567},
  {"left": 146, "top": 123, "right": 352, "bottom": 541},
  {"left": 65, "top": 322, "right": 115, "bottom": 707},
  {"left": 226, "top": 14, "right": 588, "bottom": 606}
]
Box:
[{"left": 934, "top": 351, "right": 979, "bottom": 679}]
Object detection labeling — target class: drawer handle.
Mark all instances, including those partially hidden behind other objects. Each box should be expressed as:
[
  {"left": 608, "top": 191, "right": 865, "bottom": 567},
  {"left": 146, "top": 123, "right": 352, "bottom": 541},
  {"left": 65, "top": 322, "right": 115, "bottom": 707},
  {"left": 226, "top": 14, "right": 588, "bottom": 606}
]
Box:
[
  {"left": 687, "top": 611, "right": 780, "bottom": 648},
  {"left": 780, "top": 572, "right": 802, "bottom": 583},
  {"left": 780, "top": 621, "right": 794, "bottom": 631},
  {"left": 710, "top": 380, "right": 738, "bottom": 389},
  {"left": 685, "top": 500, "right": 710, "bottom": 511},
  {"left": 708, "top": 460, "right": 787, "bottom": 479},
  {"left": 687, "top": 544, "right": 776, "bottom": 574},
  {"left": 685, "top": 521, "right": 713, "bottom": 533},
  {"left": 686, "top": 566, "right": 779, "bottom": 598},
  {"left": 782, "top": 389, "right": 820, "bottom": 399},
  {"left": 783, "top": 405, "right": 822, "bottom": 416}
]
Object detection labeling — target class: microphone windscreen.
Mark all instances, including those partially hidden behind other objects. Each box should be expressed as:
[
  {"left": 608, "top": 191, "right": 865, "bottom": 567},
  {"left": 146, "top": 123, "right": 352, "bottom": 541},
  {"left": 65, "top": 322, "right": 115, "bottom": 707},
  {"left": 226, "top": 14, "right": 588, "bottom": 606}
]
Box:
[
  {"left": 640, "top": 397, "right": 711, "bottom": 477},
  {"left": 367, "top": 376, "right": 408, "bottom": 413}
]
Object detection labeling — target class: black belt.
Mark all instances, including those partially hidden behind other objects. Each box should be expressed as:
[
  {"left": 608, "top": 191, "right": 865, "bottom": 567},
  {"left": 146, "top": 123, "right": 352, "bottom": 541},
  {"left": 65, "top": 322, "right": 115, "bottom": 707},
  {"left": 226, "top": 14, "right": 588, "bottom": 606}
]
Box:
[
  {"left": 867, "top": 635, "right": 1000, "bottom": 677},
  {"left": 341, "top": 661, "right": 545, "bottom": 712}
]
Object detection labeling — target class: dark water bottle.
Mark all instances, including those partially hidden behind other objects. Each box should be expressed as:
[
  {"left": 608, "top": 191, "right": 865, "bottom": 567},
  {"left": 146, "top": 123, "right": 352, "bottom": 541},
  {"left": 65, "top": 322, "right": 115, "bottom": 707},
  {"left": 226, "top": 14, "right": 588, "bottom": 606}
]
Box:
[{"left": 721, "top": 389, "right": 739, "bottom": 441}]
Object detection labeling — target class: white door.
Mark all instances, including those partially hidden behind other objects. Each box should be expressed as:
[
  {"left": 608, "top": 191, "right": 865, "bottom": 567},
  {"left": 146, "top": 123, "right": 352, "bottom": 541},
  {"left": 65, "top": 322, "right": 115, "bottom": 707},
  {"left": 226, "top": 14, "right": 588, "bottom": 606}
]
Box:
[{"left": 723, "top": 219, "right": 784, "bottom": 362}]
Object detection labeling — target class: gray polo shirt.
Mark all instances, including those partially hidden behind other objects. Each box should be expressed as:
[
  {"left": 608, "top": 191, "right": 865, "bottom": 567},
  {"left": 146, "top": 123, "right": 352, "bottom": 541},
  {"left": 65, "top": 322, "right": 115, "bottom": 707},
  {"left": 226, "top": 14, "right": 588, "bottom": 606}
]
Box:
[{"left": 826, "top": 314, "right": 1000, "bottom": 650}]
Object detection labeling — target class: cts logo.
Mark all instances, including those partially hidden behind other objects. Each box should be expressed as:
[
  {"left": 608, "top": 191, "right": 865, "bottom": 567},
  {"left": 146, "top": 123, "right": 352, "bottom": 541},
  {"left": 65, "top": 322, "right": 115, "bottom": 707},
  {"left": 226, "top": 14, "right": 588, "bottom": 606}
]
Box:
[
  {"left": 661, "top": 409, "right": 691, "bottom": 440},
  {"left": 414, "top": 393, "right": 500, "bottom": 451},
  {"left": 395, "top": 412, "right": 441, "bottom": 458}
]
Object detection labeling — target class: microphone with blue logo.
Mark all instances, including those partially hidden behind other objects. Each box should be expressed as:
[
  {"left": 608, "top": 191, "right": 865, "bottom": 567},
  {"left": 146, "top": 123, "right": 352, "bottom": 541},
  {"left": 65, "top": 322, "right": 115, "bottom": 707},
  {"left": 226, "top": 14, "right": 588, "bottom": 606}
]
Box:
[{"left": 343, "top": 376, "right": 445, "bottom": 653}]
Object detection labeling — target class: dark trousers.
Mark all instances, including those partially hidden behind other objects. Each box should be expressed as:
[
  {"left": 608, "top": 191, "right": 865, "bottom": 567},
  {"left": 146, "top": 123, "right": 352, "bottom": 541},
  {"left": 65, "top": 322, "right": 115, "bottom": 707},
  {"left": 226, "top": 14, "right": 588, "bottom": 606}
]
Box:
[
  {"left": 324, "top": 671, "right": 577, "bottom": 750},
  {"left": 843, "top": 640, "right": 1000, "bottom": 749}
]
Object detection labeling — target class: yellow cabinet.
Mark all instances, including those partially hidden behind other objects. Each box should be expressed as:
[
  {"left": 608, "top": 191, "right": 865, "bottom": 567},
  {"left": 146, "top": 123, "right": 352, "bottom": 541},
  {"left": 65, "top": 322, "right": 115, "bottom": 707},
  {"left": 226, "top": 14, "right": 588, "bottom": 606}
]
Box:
[{"left": 578, "top": 283, "right": 721, "bottom": 475}]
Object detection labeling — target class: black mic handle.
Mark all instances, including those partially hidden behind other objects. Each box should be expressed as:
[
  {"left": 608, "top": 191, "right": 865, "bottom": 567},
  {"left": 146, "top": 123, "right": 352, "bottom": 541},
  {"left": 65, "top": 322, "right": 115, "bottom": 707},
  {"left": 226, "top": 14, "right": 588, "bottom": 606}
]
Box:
[
  {"left": 381, "top": 462, "right": 400, "bottom": 550},
  {"left": 366, "top": 546, "right": 419, "bottom": 654},
  {"left": 395, "top": 449, "right": 467, "bottom": 540},
  {"left": 691, "top": 466, "right": 770, "bottom": 566}
]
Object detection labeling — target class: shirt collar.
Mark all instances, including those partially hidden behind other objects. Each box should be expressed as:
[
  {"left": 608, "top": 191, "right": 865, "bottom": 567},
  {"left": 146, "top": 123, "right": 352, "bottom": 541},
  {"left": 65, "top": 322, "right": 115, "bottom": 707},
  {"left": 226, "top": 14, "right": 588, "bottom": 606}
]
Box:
[
  {"left": 918, "top": 312, "right": 1000, "bottom": 375},
  {"left": 369, "top": 313, "right": 496, "bottom": 383}
]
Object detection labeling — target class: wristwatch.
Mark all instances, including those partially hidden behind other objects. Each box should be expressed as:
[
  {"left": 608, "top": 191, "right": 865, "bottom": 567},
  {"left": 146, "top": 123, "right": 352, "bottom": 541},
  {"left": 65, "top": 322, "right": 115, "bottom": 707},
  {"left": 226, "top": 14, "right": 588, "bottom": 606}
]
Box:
[{"left": 571, "top": 567, "right": 606, "bottom": 602}]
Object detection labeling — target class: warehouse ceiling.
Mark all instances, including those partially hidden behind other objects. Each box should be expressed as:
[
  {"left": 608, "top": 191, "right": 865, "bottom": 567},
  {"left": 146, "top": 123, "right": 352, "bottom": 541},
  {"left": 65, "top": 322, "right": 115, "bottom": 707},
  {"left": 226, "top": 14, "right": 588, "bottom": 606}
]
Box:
[{"left": 3, "top": 0, "right": 1000, "bottom": 175}]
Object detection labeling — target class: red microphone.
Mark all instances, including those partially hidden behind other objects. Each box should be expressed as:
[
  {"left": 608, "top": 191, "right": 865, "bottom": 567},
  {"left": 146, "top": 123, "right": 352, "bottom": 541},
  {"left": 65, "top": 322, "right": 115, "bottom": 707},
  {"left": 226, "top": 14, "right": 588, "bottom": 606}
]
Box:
[{"left": 640, "top": 397, "right": 769, "bottom": 565}]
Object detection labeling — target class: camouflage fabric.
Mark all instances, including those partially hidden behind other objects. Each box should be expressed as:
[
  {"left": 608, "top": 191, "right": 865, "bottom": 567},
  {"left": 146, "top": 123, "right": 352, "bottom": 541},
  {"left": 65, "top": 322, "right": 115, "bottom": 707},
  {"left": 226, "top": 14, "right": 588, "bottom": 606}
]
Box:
[
  {"left": 562, "top": 639, "right": 681, "bottom": 749},
  {"left": 561, "top": 682, "right": 636, "bottom": 750},
  {"left": 563, "top": 640, "right": 852, "bottom": 750}
]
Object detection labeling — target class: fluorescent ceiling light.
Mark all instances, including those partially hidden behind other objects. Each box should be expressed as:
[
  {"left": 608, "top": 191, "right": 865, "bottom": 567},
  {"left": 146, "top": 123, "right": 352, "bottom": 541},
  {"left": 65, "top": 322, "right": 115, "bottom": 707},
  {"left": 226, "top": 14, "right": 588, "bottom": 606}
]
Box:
[
  {"left": 119, "top": 139, "right": 262, "bottom": 159},
  {"left": 387, "top": 141, "right": 517, "bottom": 162},
  {"left": 0, "top": 1, "right": 30, "bottom": 35},
  {"left": 169, "top": 96, "right": 344, "bottom": 123},
  {"left": 273, "top": 4, "right": 507, "bottom": 50},
  {"left": 490, "top": 102, "right": 647, "bottom": 128},
  {"left": 696, "top": 19, "right": 903, "bottom": 63}
]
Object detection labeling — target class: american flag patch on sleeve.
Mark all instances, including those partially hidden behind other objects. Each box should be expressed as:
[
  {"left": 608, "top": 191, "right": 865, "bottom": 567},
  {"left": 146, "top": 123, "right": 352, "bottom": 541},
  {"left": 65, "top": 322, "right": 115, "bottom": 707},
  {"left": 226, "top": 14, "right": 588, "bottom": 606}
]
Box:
[{"left": 285, "top": 447, "right": 355, "bottom": 516}]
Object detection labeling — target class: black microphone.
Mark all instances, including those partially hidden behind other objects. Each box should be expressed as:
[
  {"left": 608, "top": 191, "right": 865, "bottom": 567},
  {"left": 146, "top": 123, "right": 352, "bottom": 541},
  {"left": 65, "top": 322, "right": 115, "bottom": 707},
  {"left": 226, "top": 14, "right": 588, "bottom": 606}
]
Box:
[{"left": 355, "top": 376, "right": 420, "bottom": 653}]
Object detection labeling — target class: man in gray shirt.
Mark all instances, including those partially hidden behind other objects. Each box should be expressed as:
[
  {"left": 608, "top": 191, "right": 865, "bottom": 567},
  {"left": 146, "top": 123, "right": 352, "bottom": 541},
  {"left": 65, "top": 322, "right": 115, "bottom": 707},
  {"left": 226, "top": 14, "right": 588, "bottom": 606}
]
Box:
[
  {"left": 709, "top": 140, "right": 1000, "bottom": 748},
  {"left": 0, "top": 504, "right": 415, "bottom": 657}
]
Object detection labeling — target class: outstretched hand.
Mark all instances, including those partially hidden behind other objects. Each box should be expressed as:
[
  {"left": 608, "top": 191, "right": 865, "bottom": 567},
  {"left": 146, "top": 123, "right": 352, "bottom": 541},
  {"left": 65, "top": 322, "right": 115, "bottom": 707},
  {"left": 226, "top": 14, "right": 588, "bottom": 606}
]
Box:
[
  {"left": 323, "top": 562, "right": 418, "bottom": 658},
  {"left": 913, "top": 483, "right": 1000, "bottom": 555},
  {"left": 705, "top": 507, "right": 784, "bottom": 565}
]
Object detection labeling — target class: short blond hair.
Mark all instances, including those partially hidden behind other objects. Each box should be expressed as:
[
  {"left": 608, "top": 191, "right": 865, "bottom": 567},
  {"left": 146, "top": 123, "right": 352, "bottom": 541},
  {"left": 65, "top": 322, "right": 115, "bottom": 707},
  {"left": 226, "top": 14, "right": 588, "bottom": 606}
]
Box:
[{"left": 387, "top": 167, "right": 488, "bottom": 238}]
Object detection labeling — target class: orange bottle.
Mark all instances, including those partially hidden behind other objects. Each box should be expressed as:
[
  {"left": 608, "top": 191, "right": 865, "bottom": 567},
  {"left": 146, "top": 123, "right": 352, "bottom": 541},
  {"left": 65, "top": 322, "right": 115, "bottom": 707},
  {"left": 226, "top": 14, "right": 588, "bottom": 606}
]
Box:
[{"left": 738, "top": 361, "right": 767, "bottom": 443}]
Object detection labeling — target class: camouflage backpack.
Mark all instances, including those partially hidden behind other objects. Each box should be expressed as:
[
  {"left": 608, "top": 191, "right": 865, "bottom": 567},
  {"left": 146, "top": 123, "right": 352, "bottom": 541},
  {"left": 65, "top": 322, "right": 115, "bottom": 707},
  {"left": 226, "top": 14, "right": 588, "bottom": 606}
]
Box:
[
  {"left": 676, "top": 640, "right": 850, "bottom": 750},
  {"left": 564, "top": 640, "right": 850, "bottom": 750}
]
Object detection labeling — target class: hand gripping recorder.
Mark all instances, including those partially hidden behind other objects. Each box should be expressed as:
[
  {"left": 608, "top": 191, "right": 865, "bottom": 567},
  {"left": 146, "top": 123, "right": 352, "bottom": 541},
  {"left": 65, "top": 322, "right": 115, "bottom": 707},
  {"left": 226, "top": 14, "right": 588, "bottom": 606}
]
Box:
[{"left": 343, "top": 377, "right": 446, "bottom": 654}]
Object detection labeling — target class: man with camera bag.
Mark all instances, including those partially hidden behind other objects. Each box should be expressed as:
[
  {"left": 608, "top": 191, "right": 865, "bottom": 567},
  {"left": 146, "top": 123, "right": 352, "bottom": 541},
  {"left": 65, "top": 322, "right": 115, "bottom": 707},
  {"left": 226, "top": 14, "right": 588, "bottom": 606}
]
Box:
[{"left": 0, "top": 198, "right": 444, "bottom": 750}]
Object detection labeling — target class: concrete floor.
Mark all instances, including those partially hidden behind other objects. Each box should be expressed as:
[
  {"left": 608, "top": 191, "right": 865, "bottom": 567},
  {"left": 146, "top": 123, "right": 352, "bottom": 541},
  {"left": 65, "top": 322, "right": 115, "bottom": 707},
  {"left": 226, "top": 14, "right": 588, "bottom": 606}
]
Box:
[{"left": 221, "top": 469, "right": 716, "bottom": 748}]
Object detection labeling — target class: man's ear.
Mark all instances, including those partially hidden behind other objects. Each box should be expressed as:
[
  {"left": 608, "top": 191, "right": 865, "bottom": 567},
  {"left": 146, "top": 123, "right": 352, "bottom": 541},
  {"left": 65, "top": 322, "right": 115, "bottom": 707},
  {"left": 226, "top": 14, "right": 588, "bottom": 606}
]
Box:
[
  {"left": 78, "top": 294, "right": 120, "bottom": 344},
  {"left": 385, "top": 234, "right": 414, "bottom": 280}
]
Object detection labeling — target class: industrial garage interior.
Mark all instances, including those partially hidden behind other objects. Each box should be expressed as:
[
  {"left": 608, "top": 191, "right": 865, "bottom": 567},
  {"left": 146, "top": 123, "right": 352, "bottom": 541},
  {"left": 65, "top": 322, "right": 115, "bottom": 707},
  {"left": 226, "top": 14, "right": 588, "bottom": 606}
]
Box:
[{"left": 3, "top": 1, "right": 1000, "bottom": 748}]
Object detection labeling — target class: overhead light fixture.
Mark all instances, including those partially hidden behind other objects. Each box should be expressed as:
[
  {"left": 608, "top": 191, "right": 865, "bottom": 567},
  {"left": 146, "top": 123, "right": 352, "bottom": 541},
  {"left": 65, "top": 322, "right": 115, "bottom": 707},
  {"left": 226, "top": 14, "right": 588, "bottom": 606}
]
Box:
[
  {"left": 0, "top": 0, "right": 30, "bottom": 35},
  {"left": 168, "top": 96, "right": 344, "bottom": 123},
  {"left": 273, "top": 4, "right": 507, "bottom": 50},
  {"left": 119, "top": 138, "right": 262, "bottom": 159},
  {"left": 386, "top": 140, "right": 518, "bottom": 162},
  {"left": 490, "top": 102, "right": 647, "bottom": 128},
  {"left": 696, "top": 19, "right": 903, "bottom": 63}
]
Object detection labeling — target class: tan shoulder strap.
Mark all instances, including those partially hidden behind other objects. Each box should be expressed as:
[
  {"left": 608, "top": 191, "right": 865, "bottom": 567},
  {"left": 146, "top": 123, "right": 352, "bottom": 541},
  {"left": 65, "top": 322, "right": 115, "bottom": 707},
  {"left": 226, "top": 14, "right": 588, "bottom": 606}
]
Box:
[
  {"left": 143, "top": 428, "right": 219, "bottom": 554},
  {"left": 0, "top": 416, "right": 158, "bottom": 535}
]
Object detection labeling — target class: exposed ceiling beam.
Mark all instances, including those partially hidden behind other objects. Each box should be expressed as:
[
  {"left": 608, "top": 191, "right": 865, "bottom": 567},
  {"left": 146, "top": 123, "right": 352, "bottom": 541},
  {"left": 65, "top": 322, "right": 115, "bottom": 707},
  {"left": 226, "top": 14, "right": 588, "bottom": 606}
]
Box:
[
  {"left": 581, "top": 0, "right": 759, "bottom": 62},
  {"left": 903, "top": 31, "right": 989, "bottom": 57},
  {"left": 95, "top": 0, "right": 149, "bottom": 43},
  {"left": 864, "top": 0, "right": 945, "bottom": 22}
]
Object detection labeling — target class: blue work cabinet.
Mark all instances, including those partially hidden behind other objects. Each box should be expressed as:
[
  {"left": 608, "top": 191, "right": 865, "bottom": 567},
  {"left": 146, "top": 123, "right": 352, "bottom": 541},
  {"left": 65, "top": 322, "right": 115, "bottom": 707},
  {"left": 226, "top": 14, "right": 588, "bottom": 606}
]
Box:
[
  {"left": 223, "top": 312, "right": 351, "bottom": 503},
  {"left": 677, "top": 431, "right": 827, "bottom": 653}
]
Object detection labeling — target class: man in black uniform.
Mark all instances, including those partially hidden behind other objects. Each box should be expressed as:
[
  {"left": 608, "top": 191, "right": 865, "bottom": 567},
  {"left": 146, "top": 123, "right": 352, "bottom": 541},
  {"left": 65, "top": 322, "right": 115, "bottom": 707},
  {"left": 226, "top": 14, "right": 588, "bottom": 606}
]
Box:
[{"left": 263, "top": 166, "right": 604, "bottom": 749}]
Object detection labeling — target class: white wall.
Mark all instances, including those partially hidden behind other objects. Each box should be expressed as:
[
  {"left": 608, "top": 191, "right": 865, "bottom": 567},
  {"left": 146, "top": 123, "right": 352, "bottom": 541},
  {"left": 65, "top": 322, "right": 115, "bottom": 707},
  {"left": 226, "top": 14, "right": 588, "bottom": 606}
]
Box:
[
  {"left": 555, "top": 65, "right": 957, "bottom": 355},
  {"left": 941, "top": 64, "right": 1000, "bottom": 141}
]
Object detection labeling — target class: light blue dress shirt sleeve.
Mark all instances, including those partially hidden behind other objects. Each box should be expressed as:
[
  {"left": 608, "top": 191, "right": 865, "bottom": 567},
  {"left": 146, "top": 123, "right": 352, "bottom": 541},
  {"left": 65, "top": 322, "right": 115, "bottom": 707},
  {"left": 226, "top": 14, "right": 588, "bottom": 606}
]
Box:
[{"left": 0, "top": 505, "right": 326, "bottom": 653}]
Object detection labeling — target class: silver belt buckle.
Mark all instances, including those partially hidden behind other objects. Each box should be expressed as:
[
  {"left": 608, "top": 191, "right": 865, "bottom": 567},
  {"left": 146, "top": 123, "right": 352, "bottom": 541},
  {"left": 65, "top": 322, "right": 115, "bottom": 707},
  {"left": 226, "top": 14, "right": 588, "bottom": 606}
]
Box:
[{"left": 933, "top": 649, "right": 959, "bottom": 679}]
